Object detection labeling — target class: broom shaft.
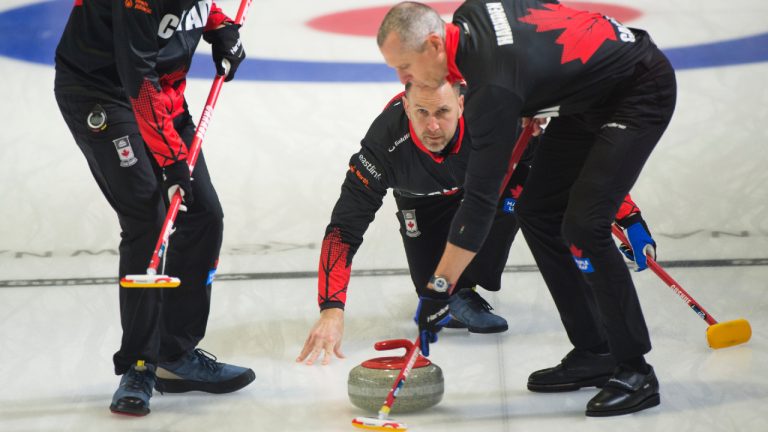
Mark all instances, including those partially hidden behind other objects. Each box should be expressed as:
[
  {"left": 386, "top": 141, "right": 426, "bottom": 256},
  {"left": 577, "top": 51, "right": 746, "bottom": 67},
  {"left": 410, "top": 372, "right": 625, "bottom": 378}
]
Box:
[
  {"left": 611, "top": 224, "right": 718, "bottom": 325},
  {"left": 378, "top": 336, "right": 421, "bottom": 418},
  {"left": 145, "top": 0, "right": 253, "bottom": 275}
]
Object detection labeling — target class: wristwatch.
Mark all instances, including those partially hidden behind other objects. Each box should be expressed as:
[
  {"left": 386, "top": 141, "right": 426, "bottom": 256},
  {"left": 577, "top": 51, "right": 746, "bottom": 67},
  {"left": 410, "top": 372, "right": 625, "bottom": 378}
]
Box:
[{"left": 429, "top": 275, "right": 452, "bottom": 293}]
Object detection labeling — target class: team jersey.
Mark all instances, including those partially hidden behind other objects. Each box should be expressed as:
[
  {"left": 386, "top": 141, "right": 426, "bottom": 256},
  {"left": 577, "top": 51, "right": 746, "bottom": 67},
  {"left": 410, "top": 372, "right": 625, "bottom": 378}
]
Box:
[
  {"left": 317, "top": 92, "right": 522, "bottom": 310},
  {"left": 54, "top": 0, "right": 232, "bottom": 167},
  {"left": 317, "top": 102, "right": 646, "bottom": 311},
  {"left": 446, "top": 0, "right": 656, "bottom": 251}
]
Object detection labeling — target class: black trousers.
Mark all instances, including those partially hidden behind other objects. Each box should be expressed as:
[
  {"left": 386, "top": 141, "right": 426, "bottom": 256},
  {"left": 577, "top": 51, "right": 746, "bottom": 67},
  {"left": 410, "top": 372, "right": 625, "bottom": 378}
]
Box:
[
  {"left": 515, "top": 48, "right": 677, "bottom": 362},
  {"left": 394, "top": 175, "right": 522, "bottom": 297},
  {"left": 55, "top": 93, "right": 224, "bottom": 374}
]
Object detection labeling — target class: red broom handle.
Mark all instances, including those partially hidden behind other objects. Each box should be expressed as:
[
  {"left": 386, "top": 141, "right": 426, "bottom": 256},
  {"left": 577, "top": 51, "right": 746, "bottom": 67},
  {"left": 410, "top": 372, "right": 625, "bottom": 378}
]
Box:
[
  {"left": 379, "top": 336, "right": 422, "bottom": 416},
  {"left": 498, "top": 121, "right": 535, "bottom": 195},
  {"left": 611, "top": 224, "right": 718, "bottom": 325},
  {"left": 144, "top": 0, "right": 253, "bottom": 275}
]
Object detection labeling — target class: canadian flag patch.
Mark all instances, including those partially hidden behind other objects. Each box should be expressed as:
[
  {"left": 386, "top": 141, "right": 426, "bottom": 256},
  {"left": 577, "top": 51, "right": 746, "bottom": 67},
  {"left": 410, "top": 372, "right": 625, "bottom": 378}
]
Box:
[
  {"left": 402, "top": 209, "right": 421, "bottom": 238},
  {"left": 113, "top": 135, "right": 138, "bottom": 167}
]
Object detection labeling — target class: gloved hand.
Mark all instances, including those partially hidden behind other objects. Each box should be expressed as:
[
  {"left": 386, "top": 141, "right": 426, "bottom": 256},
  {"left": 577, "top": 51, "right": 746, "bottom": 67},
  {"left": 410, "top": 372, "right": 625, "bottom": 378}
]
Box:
[
  {"left": 204, "top": 23, "right": 245, "bottom": 82},
  {"left": 414, "top": 296, "right": 451, "bottom": 356},
  {"left": 163, "top": 160, "right": 193, "bottom": 211},
  {"left": 617, "top": 214, "right": 656, "bottom": 271}
]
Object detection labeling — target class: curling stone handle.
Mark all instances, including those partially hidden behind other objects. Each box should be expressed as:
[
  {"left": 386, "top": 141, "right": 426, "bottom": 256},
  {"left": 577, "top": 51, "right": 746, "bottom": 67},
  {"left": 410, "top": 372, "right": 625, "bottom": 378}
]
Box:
[{"left": 373, "top": 339, "right": 414, "bottom": 353}]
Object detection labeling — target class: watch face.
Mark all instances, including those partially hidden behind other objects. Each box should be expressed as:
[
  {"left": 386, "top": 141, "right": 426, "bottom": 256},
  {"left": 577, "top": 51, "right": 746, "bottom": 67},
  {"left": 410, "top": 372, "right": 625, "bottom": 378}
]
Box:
[{"left": 433, "top": 277, "right": 449, "bottom": 292}]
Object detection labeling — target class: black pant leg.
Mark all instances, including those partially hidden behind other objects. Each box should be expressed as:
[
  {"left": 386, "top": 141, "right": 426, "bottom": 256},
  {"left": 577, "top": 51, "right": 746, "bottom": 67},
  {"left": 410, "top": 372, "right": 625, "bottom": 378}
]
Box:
[
  {"left": 515, "top": 125, "right": 607, "bottom": 351},
  {"left": 55, "top": 93, "right": 166, "bottom": 374},
  {"left": 159, "top": 112, "right": 224, "bottom": 362},
  {"left": 517, "top": 48, "right": 677, "bottom": 361},
  {"left": 561, "top": 51, "right": 676, "bottom": 361}
]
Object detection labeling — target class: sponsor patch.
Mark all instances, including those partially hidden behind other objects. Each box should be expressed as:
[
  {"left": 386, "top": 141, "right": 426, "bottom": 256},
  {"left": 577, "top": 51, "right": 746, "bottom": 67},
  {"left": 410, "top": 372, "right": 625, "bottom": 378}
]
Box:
[
  {"left": 389, "top": 132, "right": 410, "bottom": 152},
  {"left": 570, "top": 244, "right": 594, "bottom": 273},
  {"left": 125, "top": 0, "right": 152, "bottom": 14},
  {"left": 206, "top": 267, "right": 217, "bottom": 285},
  {"left": 502, "top": 198, "right": 516, "bottom": 214},
  {"left": 357, "top": 154, "right": 382, "bottom": 180},
  {"left": 601, "top": 122, "right": 628, "bottom": 129},
  {"left": 402, "top": 209, "right": 421, "bottom": 238},
  {"left": 112, "top": 136, "right": 138, "bottom": 167},
  {"left": 573, "top": 256, "right": 595, "bottom": 273}
]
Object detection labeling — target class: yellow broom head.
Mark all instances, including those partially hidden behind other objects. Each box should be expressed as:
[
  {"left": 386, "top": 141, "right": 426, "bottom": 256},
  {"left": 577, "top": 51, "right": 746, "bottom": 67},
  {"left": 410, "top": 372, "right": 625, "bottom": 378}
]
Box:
[
  {"left": 120, "top": 274, "right": 181, "bottom": 288},
  {"left": 351, "top": 416, "right": 407, "bottom": 431},
  {"left": 706, "top": 318, "right": 752, "bottom": 349}
]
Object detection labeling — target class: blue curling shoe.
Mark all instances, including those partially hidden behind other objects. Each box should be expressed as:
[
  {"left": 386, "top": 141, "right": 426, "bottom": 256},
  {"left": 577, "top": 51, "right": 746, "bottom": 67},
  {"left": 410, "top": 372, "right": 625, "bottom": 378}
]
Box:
[
  {"left": 443, "top": 316, "right": 468, "bottom": 329},
  {"left": 449, "top": 288, "right": 508, "bottom": 334},
  {"left": 110, "top": 360, "right": 156, "bottom": 416},
  {"left": 155, "top": 348, "right": 255, "bottom": 394}
]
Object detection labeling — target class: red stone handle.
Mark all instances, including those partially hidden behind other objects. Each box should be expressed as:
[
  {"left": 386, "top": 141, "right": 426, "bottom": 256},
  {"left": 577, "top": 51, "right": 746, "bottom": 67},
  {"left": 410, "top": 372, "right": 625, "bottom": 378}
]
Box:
[{"left": 373, "top": 339, "right": 414, "bottom": 354}]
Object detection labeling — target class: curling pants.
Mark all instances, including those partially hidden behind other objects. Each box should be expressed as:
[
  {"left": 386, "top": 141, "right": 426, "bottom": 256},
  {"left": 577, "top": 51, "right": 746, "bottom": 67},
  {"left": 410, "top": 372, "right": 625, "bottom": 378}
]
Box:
[
  {"left": 55, "top": 93, "right": 224, "bottom": 374},
  {"left": 515, "top": 47, "right": 677, "bottom": 362}
]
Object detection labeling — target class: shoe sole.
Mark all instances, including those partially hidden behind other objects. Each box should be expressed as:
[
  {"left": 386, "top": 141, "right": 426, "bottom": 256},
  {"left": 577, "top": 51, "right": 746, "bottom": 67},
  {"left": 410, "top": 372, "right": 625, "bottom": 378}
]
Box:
[
  {"left": 109, "top": 401, "right": 150, "bottom": 417},
  {"left": 155, "top": 369, "right": 255, "bottom": 394},
  {"left": 527, "top": 374, "right": 611, "bottom": 393},
  {"left": 585, "top": 393, "right": 660, "bottom": 417},
  {"left": 467, "top": 323, "right": 509, "bottom": 334}
]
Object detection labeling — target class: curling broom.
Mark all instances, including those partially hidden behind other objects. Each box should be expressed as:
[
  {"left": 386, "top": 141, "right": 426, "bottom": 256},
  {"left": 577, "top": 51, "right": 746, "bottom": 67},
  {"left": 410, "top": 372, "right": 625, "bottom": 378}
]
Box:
[
  {"left": 612, "top": 224, "right": 751, "bottom": 349},
  {"left": 121, "top": 0, "right": 254, "bottom": 288}
]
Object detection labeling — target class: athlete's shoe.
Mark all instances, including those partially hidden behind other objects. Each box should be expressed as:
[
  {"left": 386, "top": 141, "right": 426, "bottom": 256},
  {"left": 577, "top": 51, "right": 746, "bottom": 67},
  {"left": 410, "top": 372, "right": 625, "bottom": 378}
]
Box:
[
  {"left": 527, "top": 348, "right": 615, "bottom": 392},
  {"left": 155, "top": 348, "right": 255, "bottom": 394},
  {"left": 110, "top": 360, "right": 156, "bottom": 416},
  {"left": 443, "top": 316, "right": 469, "bottom": 329},
  {"left": 586, "top": 364, "right": 660, "bottom": 416},
  {"left": 448, "top": 288, "right": 508, "bottom": 333}
]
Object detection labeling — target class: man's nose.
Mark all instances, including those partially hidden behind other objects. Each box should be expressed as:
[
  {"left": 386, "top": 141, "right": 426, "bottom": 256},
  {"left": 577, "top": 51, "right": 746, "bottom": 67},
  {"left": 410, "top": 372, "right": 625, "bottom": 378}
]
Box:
[
  {"left": 427, "top": 117, "right": 440, "bottom": 131},
  {"left": 397, "top": 71, "right": 412, "bottom": 84}
]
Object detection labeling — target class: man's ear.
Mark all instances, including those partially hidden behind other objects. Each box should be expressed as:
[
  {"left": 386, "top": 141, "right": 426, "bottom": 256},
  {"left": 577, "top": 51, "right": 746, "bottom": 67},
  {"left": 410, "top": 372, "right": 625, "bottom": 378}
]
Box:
[
  {"left": 457, "top": 94, "right": 464, "bottom": 116},
  {"left": 426, "top": 33, "right": 444, "bottom": 55}
]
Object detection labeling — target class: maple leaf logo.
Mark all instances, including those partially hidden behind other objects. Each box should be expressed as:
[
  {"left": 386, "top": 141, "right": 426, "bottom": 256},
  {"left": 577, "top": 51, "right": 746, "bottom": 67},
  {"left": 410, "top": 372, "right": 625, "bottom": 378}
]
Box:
[
  {"left": 569, "top": 244, "right": 584, "bottom": 257},
  {"left": 518, "top": 4, "right": 617, "bottom": 64}
]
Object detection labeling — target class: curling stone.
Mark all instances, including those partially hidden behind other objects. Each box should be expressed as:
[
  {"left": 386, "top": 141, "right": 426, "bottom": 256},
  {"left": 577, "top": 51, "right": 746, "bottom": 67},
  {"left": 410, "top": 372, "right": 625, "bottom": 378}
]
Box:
[{"left": 348, "top": 339, "right": 443, "bottom": 413}]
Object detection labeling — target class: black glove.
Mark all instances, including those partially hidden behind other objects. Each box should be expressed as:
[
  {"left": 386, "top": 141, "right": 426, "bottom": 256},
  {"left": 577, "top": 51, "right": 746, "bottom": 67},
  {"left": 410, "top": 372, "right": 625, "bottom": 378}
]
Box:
[
  {"left": 414, "top": 296, "right": 451, "bottom": 356},
  {"left": 204, "top": 23, "right": 245, "bottom": 82},
  {"left": 163, "top": 160, "right": 193, "bottom": 209},
  {"left": 616, "top": 213, "right": 656, "bottom": 271}
]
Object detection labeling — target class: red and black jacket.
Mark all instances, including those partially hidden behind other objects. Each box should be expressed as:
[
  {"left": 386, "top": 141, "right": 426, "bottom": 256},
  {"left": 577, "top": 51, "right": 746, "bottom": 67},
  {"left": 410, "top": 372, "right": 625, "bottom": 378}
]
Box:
[
  {"left": 317, "top": 91, "right": 536, "bottom": 310},
  {"left": 446, "top": 0, "right": 655, "bottom": 252},
  {"left": 54, "top": 0, "right": 232, "bottom": 167}
]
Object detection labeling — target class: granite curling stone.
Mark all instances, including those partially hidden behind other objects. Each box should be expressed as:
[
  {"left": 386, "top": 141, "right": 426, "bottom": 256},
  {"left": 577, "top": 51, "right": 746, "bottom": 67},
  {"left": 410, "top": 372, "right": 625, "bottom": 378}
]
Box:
[{"left": 348, "top": 338, "right": 444, "bottom": 413}]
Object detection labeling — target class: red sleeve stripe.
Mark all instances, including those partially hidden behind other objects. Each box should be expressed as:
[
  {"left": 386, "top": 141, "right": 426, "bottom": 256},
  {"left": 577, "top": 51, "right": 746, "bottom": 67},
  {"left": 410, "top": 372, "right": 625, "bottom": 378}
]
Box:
[
  {"left": 317, "top": 228, "right": 351, "bottom": 307},
  {"left": 130, "top": 79, "right": 188, "bottom": 167}
]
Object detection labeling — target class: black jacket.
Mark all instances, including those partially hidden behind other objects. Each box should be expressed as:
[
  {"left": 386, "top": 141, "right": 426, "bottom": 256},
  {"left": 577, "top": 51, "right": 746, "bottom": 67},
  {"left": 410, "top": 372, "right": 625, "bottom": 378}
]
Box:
[
  {"left": 54, "top": 0, "right": 232, "bottom": 167},
  {"left": 448, "top": 0, "right": 655, "bottom": 251}
]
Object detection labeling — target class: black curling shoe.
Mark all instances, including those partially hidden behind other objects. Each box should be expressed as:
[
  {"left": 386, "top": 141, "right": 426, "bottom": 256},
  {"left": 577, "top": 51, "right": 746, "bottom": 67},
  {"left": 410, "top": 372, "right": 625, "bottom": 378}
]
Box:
[
  {"left": 527, "top": 348, "right": 615, "bottom": 392},
  {"left": 585, "top": 365, "right": 660, "bottom": 417}
]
